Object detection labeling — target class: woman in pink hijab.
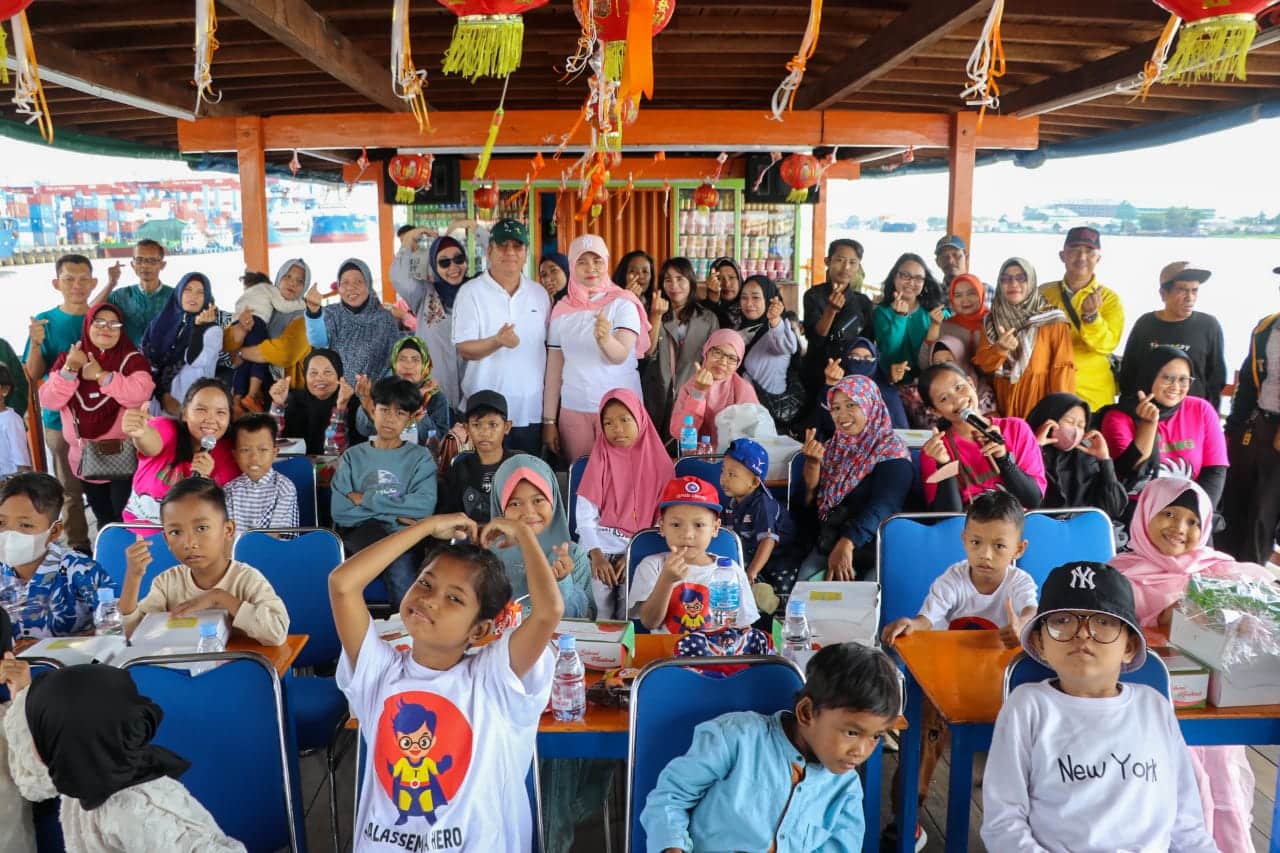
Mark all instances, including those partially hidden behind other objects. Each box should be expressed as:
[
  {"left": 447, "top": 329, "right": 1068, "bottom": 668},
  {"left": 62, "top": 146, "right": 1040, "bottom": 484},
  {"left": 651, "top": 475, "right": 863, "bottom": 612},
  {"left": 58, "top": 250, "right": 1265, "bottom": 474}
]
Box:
[
  {"left": 542, "top": 234, "right": 652, "bottom": 462},
  {"left": 668, "top": 328, "right": 759, "bottom": 447},
  {"left": 1111, "top": 476, "right": 1272, "bottom": 853}
]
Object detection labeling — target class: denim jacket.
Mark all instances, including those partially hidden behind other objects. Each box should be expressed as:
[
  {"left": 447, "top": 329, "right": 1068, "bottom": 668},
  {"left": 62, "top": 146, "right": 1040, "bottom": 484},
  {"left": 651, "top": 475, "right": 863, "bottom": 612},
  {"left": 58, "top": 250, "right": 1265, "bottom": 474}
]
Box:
[{"left": 640, "top": 710, "right": 865, "bottom": 853}]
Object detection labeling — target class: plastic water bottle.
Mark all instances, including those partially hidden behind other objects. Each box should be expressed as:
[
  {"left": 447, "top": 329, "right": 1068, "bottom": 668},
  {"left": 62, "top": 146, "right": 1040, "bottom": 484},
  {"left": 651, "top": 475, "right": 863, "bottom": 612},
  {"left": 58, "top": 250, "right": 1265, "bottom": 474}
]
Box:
[
  {"left": 93, "top": 588, "right": 123, "bottom": 636},
  {"left": 551, "top": 635, "right": 586, "bottom": 722},
  {"left": 678, "top": 415, "right": 698, "bottom": 457},
  {"left": 195, "top": 621, "right": 224, "bottom": 654},
  {"left": 323, "top": 408, "right": 346, "bottom": 455},
  {"left": 708, "top": 557, "right": 741, "bottom": 629},
  {"left": 270, "top": 403, "right": 287, "bottom": 440},
  {"left": 782, "top": 598, "right": 814, "bottom": 666},
  {"left": 698, "top": 435, "right": 713, "bottom": 456}
]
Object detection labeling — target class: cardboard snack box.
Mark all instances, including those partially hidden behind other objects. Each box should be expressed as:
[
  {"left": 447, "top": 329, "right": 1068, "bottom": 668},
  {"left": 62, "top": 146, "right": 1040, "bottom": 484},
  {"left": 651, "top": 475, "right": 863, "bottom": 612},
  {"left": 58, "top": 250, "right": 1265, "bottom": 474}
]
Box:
[
  {"left": 551, "top": 619, "right": 636, "bottom": 671},
  {"left": 1152, "top": 646, "right": 1209, "bottom": 709}
]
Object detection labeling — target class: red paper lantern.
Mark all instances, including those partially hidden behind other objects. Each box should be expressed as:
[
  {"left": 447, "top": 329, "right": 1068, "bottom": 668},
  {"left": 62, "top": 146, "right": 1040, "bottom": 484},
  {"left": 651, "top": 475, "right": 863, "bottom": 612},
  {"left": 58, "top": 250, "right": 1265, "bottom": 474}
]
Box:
[
  {"left": 692, "top": 182, "right": 719, "bottom": 215},
  {"left": 1151, "top": 0, "right": 1273, "bottom": 82},
  {"left": 388, "top": 154, "right": 431, "bottom": 204},
  {"left": 779, "top": 153, "right": 820, "bottom": 203},
  {"left": 577, "top": 0, "right": 676, "bottom": 81},
  {"left": 473, "top": 183, "right": 500, "bottom": 215},
  {"left": 0, "top": 0, "right": 33, "bottom": 17},
  {"left": 436, "top": 0, "right": 552, "bottom": 81}
]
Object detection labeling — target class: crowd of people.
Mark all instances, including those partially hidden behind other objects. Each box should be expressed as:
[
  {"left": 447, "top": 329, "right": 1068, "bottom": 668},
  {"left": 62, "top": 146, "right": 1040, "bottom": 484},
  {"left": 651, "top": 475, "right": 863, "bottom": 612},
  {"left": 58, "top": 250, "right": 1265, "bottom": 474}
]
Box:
[{"left": 0, "top": 224, "right": 1276, "bottom": 853}]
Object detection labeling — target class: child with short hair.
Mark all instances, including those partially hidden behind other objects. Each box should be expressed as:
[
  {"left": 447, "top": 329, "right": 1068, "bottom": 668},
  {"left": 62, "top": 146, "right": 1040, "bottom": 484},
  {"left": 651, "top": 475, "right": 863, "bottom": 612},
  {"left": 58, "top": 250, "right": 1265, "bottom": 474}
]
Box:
[
  {"left": 436, "top": 390, "right": 513, "bottom": 525},
  {"left": 0, "top": 366, "right": 31, "bottom": 481},
  {"left": 332, "top": 376, "right": 439, "bottom": 607},
  {"left": 118, "top": 478, "right": 289, "bottom": 646},
  {"left": 224, "top": 413, "right": 298, "bottom": 533},
  {"left": 881, "top": 489, "right": 1039, "bottom": 848},
  {"left": 628, "top": 476, "right": 759, "bottom": 634},
  {"left": 0, "top": 473, "right": 116, "bottom": 640},
  {"left": 578, "top": 389, "right": 675, "bottom": 619},
  {"left": 640, "top": 643, "right": 900, "bottom": 853},
  {"left": 981, "top": 561, "right": 1216, "bottom": 852},
  {"left": 1, "top": 662, "right": 246, "bottom": 852},
  {"left": 330, "top": 512, "right": 562, "bottom": 850},
  {"left": 719, "top": 437, "right": 796, "bottom": 600}
]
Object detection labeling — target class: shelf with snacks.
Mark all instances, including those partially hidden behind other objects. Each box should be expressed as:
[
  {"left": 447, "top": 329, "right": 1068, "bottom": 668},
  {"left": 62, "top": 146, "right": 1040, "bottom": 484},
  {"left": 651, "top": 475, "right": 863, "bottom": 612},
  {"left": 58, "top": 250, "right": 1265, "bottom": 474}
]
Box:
[{"left": 739, "top": 202, "right": 800, "bottom": 283}]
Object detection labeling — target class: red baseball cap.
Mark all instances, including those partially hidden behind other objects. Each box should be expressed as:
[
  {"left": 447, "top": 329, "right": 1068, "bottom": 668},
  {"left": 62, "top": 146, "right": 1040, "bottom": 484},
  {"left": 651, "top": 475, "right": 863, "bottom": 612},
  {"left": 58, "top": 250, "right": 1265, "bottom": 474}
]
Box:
[{"left": 658, "top": 476, "right": 722, "bottom": 513}]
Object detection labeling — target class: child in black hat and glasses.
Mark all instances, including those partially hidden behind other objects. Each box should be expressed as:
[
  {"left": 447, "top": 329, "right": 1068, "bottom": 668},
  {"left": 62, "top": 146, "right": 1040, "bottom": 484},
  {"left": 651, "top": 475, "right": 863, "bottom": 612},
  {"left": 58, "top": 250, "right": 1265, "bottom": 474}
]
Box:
[{"left": 981, "top": 561, "right": 1216, "bottom": 853}]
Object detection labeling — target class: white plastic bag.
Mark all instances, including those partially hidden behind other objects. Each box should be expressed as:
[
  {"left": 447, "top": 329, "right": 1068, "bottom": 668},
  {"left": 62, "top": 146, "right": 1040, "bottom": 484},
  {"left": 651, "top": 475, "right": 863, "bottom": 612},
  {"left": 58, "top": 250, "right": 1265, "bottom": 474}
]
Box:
[{"left": 715, "top": 403, "right": 777, "bottom": 451}]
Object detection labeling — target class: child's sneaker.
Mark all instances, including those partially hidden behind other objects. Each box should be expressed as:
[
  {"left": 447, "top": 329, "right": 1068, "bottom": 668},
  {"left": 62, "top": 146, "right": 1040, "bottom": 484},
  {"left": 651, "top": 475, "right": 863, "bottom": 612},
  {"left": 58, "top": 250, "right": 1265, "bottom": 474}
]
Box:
[{"left": 881, "top": 821, "right": 927, "bottom": 852}]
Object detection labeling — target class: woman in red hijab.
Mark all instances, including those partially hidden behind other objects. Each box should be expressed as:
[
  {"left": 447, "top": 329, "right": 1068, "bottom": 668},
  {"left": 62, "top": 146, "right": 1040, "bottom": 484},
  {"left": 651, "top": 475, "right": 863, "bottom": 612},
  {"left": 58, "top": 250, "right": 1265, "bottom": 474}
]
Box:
[
  {"left": 934, "top": 272, "right": 989, "bottom": 357},
  {"left": 38, "top": 304, "right": 154, "bottom": 525}
]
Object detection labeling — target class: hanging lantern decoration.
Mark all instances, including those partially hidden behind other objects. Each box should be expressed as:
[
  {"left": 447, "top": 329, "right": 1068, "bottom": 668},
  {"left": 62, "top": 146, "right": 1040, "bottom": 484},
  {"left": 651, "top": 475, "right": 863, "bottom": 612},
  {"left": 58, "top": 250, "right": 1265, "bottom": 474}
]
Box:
[
  {"left": 959, "top": 0, "right": 1005, "bottom": 127},
  {"left": 0, "top": 0, "right": 52, "bottom": 142},
  {"left": 389, "top": 154, "right": 433, "bottom": 204},
  {"left": 436, "top": 0, "right": 550, "bottom": 82},
  {"left": 0, "top": 0, "right": 32, "bottom": 73},
  {"left": 575, "top": 0, "right": 675, "bottom": 84},
  {"left": 392, "top": 0, "right": 431, "bottom": 133},
  {"left": 473, "top": 182, "right": 501, "bottom": 216},
  {"left": 692, "top": 182, "right": 719, "bottom": 215},
  {"left": 769, "top": 0, "right": 823, "bottom": 121},
  {"left": 1150, "top": 0, "right": 1272, "bottom": 83},
  {"left": 779, "top": 153, "right": 820, "bottom": 203},
  {"left": 193, "top": 0, "right": 221, "bottom": 113},
  {"left": 288, "top": 149, "right": 301, "bottom": 177}
]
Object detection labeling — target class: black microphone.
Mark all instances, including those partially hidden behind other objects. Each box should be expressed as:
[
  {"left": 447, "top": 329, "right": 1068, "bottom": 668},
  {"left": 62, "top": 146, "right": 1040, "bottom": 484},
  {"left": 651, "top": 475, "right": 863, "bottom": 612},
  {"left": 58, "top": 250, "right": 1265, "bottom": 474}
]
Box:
[{"left": 960, "top": 408, "right": 1005, "bottom": 446}]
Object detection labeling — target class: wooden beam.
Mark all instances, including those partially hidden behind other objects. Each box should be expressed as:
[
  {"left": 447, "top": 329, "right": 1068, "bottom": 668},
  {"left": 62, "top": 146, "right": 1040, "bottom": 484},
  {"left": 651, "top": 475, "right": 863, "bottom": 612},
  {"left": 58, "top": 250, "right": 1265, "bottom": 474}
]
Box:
[
  {"left": 799, "top": 0, "right": 994, "bottom": 110},
  {"left": 179, "top": 109, "right": 1039, "bottom": 153},
  {"left": 946, "top": 112, "right": 976, "bottom": 248},
  {"left": 4, "top": 34, "right": 238, "bottom": 120},
  {"left": 236, "top": 117, "right": 270, "bottom": 274},
  {"left": 810, "top": 177, "right": 828, "bottom": 288},
  {"left": 216, "top": 0, "right": 407, "bottom": 113},
  {"left": 373, "top": 163, "right": 396, "bottom": 302}
]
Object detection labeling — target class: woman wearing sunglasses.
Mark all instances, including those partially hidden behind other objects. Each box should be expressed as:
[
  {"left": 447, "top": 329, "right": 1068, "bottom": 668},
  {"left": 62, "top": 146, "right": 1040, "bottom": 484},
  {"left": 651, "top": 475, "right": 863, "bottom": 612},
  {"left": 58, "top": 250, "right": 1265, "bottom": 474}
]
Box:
[{"left": 389, "top": 227, "right": 470, "bottom": 411}]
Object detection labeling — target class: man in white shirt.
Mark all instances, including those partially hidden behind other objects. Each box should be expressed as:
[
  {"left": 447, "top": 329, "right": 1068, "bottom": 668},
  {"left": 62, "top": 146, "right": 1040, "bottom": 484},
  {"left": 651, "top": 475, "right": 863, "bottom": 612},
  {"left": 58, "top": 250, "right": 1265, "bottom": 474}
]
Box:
[{"left": 451, "top": 219, "right": 550, "bottom": 455}]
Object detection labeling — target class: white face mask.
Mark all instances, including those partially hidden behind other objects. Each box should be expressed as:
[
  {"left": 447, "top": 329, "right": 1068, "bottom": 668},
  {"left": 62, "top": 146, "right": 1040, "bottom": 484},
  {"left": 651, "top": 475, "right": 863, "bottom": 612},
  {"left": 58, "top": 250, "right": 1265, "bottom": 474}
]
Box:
[{"left": 0, "top": 527, "right": 53, "bottom": 566}]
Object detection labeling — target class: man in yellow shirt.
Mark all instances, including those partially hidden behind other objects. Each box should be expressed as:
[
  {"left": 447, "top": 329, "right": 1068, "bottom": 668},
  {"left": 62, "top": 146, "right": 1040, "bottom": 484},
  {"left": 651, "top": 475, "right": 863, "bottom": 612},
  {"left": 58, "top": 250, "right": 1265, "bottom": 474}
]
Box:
[{"left": 1040, "top": 227, "right": 1124, "bottom": 410}]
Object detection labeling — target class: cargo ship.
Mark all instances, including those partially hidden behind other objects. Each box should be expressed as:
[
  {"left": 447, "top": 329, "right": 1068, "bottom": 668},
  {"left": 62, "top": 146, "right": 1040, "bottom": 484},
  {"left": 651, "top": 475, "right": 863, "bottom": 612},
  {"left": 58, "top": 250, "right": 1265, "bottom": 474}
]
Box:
[{"left": 310, "top": 213, "right": 370, "bottom": 243}]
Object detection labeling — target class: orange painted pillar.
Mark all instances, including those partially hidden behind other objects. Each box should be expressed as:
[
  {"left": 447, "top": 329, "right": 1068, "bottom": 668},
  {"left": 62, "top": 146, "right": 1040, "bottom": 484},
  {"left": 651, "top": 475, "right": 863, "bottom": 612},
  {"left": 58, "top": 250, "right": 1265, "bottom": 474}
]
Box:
[
  {"left": 810, "top": 176, "right": 828, "bottom": 288},
  {"left": 946, "top": 112, "right": 977, "bottom": 247},
  {"left": 374, "top": 162, "right": 396, "bottom": 301},
  {"left": 236, "top": 117, "right": 270, "bottom": 274}
]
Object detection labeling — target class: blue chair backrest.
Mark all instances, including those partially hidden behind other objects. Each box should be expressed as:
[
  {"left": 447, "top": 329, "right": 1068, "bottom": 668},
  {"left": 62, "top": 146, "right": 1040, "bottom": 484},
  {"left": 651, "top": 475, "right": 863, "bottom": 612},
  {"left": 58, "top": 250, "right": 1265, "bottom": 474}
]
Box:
[
  {"left": 786, "top": 449, "right": 806, "bottom": 514},
  {"left": 233, "top": 528, "right": 344, "bottom": 667},
  {"left": 123, "top": 653, "right": 305, "bottom": 853},
  {"left": 94, "top": 523, "right": 180, "bottom": 596},
  {"left": 567, "top": 454, "right": 589, "bottom": 542},
  {"left": 625, "top": 527, "right": 744, "bottom": 585},
  {"left": 876, "top": 513, "right": 967, "bottom": 630},
  {"left": 626, "top": 656, "right": 805, "bottom": 853},
  {"left": 1004, "top": 650, "right": 1171, "bottom": 700},
  {"left": 271, "top": 456, "right": 318, "bottom": 527},
  {"left": 1020, "top": 508, "right": 1115, "bottom": 585},
  {"left": 674, "top": 455, "right": 726, "bottom": 505}
]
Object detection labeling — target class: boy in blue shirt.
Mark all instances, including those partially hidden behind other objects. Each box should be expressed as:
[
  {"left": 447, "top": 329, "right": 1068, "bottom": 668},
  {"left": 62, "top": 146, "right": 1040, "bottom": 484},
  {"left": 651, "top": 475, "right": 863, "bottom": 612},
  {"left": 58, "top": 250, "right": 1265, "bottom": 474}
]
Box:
[
  {"left": 719, "top": 438, "right": 797, "bottom": 603},
  {"left": 640, "top": 642, "right": 900, "bottom": 853},
  {"left": 332, "top": 376, "right": 438, "bottom": 608}
]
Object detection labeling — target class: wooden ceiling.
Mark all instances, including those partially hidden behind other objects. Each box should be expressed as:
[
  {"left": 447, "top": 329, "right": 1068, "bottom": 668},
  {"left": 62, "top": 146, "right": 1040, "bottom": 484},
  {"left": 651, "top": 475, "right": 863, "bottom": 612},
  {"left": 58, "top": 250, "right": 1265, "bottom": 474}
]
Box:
[{"left": 13, "top": 0, "right": 1280, "bottom": 167}]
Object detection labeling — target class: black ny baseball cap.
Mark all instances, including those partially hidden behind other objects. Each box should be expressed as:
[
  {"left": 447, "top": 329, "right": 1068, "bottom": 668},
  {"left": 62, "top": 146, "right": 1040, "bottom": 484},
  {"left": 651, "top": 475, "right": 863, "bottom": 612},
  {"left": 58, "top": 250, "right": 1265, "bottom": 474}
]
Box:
[
  {"left": 1019, "top": 561, "right": 1147, "bottom": 673},
  {"left": 465, "top": 390, "right": 509, "bottom": 420}
]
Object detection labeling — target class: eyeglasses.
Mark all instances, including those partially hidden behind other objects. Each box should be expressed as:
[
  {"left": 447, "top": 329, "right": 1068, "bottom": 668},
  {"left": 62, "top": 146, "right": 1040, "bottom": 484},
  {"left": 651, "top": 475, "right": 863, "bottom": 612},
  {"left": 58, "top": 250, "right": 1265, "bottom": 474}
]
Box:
[
  {"left": 91, "top": 320, "right": 124, "bottom": 330},
  {"left": 397, "top": 735, "right": 433, "bottom": 750},
  {"left": 999, "top": 272, "right": 1029, "bottom": 284},
  {"left": 1041, "top": 612, "right": 1125, "bottom": 644},
  {"left": 132, "top": 256, "right": 163, "bottom": 265},
  {"left": 436, "top": 254, "right": 465, "bottom": 269},
  {"left": 706, "top": 347, "right": 741, "bottom": 367},
  {"left": 1157, "top": 373, "right": 1193, "bottom": 388},
  {"left": 895, "top": 271, "right": 926, "bottom": 284}
]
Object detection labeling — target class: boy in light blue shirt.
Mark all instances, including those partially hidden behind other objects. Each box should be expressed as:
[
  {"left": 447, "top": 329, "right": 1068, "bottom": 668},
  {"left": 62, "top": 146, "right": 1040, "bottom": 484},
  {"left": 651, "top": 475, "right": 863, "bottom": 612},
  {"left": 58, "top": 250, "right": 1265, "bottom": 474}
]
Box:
[{"left": 640, "top": 643, "right": 900, "bottom": 853}]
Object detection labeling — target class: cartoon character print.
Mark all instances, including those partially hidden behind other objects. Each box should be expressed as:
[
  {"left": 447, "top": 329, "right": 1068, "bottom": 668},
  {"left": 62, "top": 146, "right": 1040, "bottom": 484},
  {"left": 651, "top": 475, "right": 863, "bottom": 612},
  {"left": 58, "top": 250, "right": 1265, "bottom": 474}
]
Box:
[
  {"left": 666, "top": 582, "right": 709, "bottom": 634},
  {"left": 375, "top": 692, "right": 473, "bottom": 828}
]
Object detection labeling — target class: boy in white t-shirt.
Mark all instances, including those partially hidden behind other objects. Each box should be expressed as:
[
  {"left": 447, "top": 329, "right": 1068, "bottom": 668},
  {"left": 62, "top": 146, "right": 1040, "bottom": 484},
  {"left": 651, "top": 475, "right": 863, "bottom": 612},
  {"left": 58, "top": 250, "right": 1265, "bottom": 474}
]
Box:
[
  {"left": 881, "top": 489, "right": 1039, "bottom": 850},
  {"left": 330, "top": 511, "right": 562, "bottom": 852},
  {"left": 982, "top": 561, "right": 1215, "bottom": 853},
  {"left": 628, "top": 476, "right": 758, "bottom": 634}
]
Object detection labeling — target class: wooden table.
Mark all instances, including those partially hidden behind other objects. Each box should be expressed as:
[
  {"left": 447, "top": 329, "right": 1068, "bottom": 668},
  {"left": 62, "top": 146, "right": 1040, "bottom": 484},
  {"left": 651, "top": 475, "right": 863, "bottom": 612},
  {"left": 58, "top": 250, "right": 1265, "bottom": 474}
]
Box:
[
  {"left": 16, "top": 633, "right": 309, "bottom": 678},
  {"left": 892, "top": 629, "right": 1280, "bottom": 853}
]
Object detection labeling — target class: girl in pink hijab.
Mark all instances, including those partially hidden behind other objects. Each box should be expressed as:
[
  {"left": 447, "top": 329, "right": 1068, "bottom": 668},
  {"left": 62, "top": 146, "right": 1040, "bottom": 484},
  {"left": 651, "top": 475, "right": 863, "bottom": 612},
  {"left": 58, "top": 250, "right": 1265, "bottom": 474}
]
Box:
[
  {"left": 668, "top": 328, "right": 759, "bottom": 447},
  {"left": 1112, "top": 476, "right": 1272, "bottom": 853},
  {"left": 543, "top": 234, "right": 652, "bottom": 463}
]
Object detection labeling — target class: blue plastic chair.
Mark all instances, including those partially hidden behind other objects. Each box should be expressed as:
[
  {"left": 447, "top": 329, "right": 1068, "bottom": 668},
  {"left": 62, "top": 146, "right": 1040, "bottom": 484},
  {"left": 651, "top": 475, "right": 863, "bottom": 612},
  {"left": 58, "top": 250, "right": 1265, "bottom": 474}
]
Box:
[
  {"left": 271, "top": 455, "right": 318, "bottom": 527},
  {"left": 625, "top": 656, "right": 805, "bottom": 853},
  {"left": 233, "top": 527, "right": 349, "bottom": 851},
  {"left": 875, "top": 512, "right": 968, "bottom": 631},
  {"left": 1021, "top": 508, "right": 1116, "bottom": 585},
  {"left": 122, "top": 652, "right": 306, "bottom": 853},
  {"left": 93, "top": 523, "right": 180, "bottom": 597},
  {"left": 566, "top": 454, "right": 589, "bottom": 542},
  {"left": 674, "top": 454, "right": 726, "bottom": 504},
  {"left": 1003, "top": 649, "right": 1171, "bottom": 700},
  {"left": 624, "top": 527, "right": 744, "bottom": 586},
  {"left": 785, "top": 449, "right": 806, "bottom": 514}
]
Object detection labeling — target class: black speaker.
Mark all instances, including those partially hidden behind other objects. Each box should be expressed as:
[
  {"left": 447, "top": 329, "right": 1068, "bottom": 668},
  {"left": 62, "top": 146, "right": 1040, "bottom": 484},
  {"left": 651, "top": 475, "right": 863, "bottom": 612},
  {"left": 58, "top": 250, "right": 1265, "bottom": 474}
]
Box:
[
  {"left": 381, "top": 153, "right": 462, "bottom": 206},
  {"left": 744, "top": 153, "right": 819, "bottom": 205}
]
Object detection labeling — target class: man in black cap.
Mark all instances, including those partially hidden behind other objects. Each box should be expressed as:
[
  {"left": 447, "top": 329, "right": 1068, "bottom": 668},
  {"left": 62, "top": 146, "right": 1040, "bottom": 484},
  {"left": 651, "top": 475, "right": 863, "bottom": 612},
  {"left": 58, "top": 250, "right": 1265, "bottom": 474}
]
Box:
[
  {"left": 801, "top": 238, "right": 873, "bottom": 407},
  {"left": 1220, "top": 265, "right": 1280, "bottom": 565},
  {"left": 1118, "top": 261, "right": 1226, "bottom": 410}
]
